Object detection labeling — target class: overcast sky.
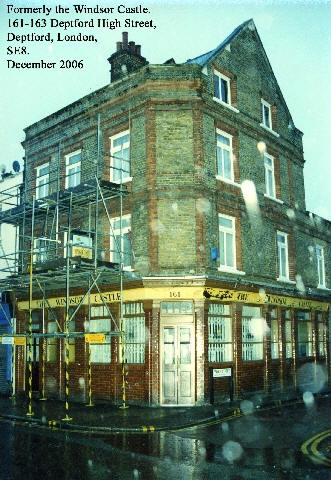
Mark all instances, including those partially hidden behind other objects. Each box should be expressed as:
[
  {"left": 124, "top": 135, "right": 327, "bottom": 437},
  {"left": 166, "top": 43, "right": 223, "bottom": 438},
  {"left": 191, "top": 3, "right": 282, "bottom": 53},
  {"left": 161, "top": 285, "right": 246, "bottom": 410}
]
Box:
[{"left": 1, "top": 0, "right": 330, "bottom": 220}]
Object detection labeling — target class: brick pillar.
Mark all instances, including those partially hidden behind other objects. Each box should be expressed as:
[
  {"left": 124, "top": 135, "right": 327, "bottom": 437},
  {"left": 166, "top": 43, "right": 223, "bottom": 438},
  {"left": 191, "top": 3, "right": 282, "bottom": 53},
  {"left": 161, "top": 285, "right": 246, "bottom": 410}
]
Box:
[
  {"left": 263, "top": 306, "right": 271, "bottom": 393},
  {"left": 233, "top": 302, "right": 242, "bottom": 398},
  {"left": 279, "top": 309, "right": 286, "bottom": 391},
  {"left": 291, "top": 309, "right": 297, "bottom": 389},
  {"left": 151, "top": 300, "right": 160, "bottom": 405},
  {"left": 195, "top": 299, "right": 206, "bottom": 405}
]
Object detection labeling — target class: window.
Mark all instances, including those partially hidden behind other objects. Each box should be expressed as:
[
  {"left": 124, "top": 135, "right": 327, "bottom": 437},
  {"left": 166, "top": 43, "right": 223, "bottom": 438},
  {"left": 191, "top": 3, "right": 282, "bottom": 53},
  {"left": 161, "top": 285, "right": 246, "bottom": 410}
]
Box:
[
  {"left": 297, "top": 311, "right": 312, "bottom": 358},
  {"left": 282, "top": 309, "right": 292, "bottom": 358},
  {"left": 316, "top": 245, "right": 326, "bottom": 287},
  {"left": 270, "top": 308, "right": 280, "bottom": 359},
  {"left": 89, "top": 316, "right": 110, "bottom": 363},
  {"left": 36, "top": 163, "right": 49, "bottom": 199},
  {"left": 110, "top": 214, "right": 131, "bottom": 268},
  {"left": 277, "top": 231, "right": 289, "bottom": 281},
  {"left": 264, "top": 153, "right": 276, "bottom": 198},
  {"left": 65, "top": 151, "right": 81, "bottom": 188},
  {"left": 110, "top": 130, "right": 130, "bottom": 182},
  {"left": 219, "top": 214, "right": 236, "bottom": 271},
  {"left": 317, "top": 312, "right": 326, "bottom": 357},
  {"left": 161, "top": 302, "right": 193, "bottom": 315},
  {"left": 123, "top": 303, "right": 145, "bottom": 364},
  {"left": 33, "top": 238, "right": 48, "bottom": 263},
  {"left": 216, "top": 130, "right": 233, "bottom": 181},
  {"left": 242, "top": 306, "right": 263, "bottom": 361},
  {"left": 208, "top": 303, "right": 232, "bottom": 362},
  {"left": 47, "top": 321, "right": 58, "bottom": 362},
  {"left": 214, "top": 70, "right": 231, "bottom": 105},
  {"left": 261, "top": 99, "right": 272, "bottom": 129}
]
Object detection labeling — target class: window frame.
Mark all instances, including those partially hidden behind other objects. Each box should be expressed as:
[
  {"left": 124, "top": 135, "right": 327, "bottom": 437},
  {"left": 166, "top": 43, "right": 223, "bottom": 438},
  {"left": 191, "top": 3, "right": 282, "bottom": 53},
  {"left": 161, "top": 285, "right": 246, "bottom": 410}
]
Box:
[
  {"left": 277, "top": 231, "right": 290, "bottom": 281},
  {"left": 242, "top": 306, "right": 264, "bottom": 361},
  {"left": 270, "top": 308, "right": 280, "bottom": 360},
  {"left": 216, "top": 129, "right": 234, "bottom": 182},
  {"left": 208, "top": 303, "right": 233, "bottom": 363},
  {"left": 36, "top": 162, "right": 49, "bottom": 200},
  {"left": 122, "top": 302, "right": 145, "bottom": 364},
  {"left": 88, "top": 316, "right": 111, "bottom": 364},
  {"left": 65, "top": 150, "right": 81, "bottom": 189},
  {"left": 263, "top": 152, "right": 276, "bottom": 199},
  {"left": 261, "top": 99, "right": 272, "bottom": 129},
  {"left": 316, "top": 245, "right": 326, "bottom": 288},
  {"left": 296, "top": 310, "right": 313, "bottom": 358},
  {"left": 218, "top": 214, "right": 236, "bottom": 272},
  {"left": 213, "top": 70, "right": 239, "bottom": 113},
  {"left": 109, "top": 130, "right": 131, "bottom": 183},
  {"left": 110, "top": 214, "right": 132, "bottom": 269}
]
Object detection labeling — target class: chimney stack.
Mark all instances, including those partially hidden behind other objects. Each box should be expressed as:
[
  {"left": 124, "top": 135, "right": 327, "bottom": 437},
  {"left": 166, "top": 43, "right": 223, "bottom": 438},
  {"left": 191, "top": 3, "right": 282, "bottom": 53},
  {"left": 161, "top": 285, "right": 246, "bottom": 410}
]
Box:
[
  {"left": 122, "top": 31, "right": 128, "bottom": 48},
  {"left": 108, "top": 32, "right": 148, "bottom": 83}
]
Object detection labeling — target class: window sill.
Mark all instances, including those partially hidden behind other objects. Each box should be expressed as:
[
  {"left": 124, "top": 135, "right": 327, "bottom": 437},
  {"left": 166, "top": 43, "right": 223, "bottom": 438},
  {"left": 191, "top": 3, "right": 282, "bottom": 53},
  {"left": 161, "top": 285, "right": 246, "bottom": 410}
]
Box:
[
  {"left": 259, "top": 123, "right": 280, "bottom": 137},
  {"left": 216, "top": 176, "right": 241, "bottom": 188},
  {"left": 317, "top": 285, "right": 331, "bottom": 291},
  {"left": 213, "top": 97, "right": 239, "bottom": 113},
  {"left": 264, "top": 194, "right": 284, "bottom": 204},
  {"left": 277, "top": 277, "right": 296, "bottom": 284},
  {"left": 218, "top": 267, "right": 246, "bottom": 275},
  {"left": 112, "top": 176, "right": 133, "bottom": 184}
]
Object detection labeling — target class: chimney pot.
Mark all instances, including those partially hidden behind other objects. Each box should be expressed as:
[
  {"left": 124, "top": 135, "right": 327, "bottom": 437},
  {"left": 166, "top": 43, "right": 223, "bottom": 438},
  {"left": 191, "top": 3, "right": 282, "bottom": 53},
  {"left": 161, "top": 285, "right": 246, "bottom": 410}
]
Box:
[
  {"left": 129, "top": 41, "right": 135, "bottom": 51},
  {"left": 135, "top": 45, "right": 141, "bottom": 56},
  {"left": 122, "top": 31, "right": 128, "bottom": 48},
  {"left": 116, "top": 41, "right": 122, "bottom": 51}
]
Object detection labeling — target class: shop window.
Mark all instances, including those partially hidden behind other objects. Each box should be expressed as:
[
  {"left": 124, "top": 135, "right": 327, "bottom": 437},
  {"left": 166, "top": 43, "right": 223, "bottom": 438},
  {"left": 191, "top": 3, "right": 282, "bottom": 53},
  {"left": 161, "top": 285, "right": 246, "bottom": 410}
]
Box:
[
  {"left": 297, "top": 311, "right": 312, "bottom": 358},
  {"left": 110, "top": 130, "right": 130, "bottom": 182},
  {"left": 317, "top": 312, "right": 326, "bottom": 357},
  {"left": 282, "top": 309, "right": 292, "bottom": 358},
  {"left": 242, "top": 306, "right": 263, "bottom": 361},
  {"left": 88, "top": 317, "right": 111, "bottom": 363},
  {"left": 270, "top": 308, "right": 280, "bottom": 359},
  {"left": 110, "top": 214, "right": 131, "bottom": 268},
  {"left": 65, "top": 151, "right": 81, "bottom": 188},
  {"left": 208, "top": 303, "right": 232, "bottom": 362},
  {"left": 123, "top": 302, "right": 145, "bottom": 364},
  {"left": 47, "top": 321, "right": 58, "bottom": 362}
]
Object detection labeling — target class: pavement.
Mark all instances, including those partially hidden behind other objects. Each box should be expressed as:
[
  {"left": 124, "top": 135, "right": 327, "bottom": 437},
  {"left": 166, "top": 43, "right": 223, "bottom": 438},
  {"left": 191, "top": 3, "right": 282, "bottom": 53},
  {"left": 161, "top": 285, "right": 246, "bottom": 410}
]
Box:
[{"left": 0, "top": 390, "right": 329, "bottom": 434}]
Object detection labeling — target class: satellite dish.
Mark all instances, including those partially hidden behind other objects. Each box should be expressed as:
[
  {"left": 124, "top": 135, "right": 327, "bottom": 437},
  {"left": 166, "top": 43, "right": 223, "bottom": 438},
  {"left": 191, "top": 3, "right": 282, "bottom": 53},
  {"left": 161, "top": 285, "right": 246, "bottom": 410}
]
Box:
[
  {"left": 0, "top": 164, "right": 6, "bottom": 174},
  {"left": 13, "top": 161, "right": 20, "bottom": 172}
]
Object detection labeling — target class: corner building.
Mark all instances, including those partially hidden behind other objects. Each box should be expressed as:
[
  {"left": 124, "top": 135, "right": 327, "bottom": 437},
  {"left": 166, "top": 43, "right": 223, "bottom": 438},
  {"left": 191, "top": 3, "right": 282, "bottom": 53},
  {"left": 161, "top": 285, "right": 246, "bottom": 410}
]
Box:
[{"left": 4, "top": 22, "right": 330, "bottom": 406}]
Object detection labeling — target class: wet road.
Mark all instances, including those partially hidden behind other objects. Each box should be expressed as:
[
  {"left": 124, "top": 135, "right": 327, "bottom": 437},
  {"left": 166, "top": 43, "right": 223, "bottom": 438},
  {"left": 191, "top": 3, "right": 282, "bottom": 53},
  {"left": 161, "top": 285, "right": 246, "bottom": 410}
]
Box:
[{"left": 0, "top": 395, "right": 330, "bottom": 479}]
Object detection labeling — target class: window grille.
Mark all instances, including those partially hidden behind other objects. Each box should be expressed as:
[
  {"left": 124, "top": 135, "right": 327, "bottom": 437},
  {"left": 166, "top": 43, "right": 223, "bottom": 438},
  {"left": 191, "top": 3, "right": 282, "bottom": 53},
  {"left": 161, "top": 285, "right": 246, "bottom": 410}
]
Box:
[{"left": 208, "top": 303, "right": 232, "bottom": 362}]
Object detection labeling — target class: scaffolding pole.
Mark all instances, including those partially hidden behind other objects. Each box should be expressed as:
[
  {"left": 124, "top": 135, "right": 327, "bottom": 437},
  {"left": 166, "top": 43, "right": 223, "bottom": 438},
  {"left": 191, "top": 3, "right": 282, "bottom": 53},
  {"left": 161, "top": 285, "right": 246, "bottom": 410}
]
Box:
[
  {"left": 62, "top": 192, "right": 73, "bottom": 422},
  {"left": 26, "top": 196, "right": 35, "bottom": 417}
]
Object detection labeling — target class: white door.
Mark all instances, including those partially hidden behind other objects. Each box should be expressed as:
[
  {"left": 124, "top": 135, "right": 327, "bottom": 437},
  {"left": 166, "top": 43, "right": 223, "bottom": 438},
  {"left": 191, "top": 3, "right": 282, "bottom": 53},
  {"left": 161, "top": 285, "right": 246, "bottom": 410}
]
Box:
[{"left": 161, "top": 324, "right": 195, "bottom": 405}]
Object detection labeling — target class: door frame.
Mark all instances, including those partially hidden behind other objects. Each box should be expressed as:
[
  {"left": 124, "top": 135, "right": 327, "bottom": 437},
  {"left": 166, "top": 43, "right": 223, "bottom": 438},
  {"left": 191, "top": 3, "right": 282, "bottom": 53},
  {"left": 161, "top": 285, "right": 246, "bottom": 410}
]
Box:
[{"left": 160, "top": 315, "right": 195, "bottom": 406}]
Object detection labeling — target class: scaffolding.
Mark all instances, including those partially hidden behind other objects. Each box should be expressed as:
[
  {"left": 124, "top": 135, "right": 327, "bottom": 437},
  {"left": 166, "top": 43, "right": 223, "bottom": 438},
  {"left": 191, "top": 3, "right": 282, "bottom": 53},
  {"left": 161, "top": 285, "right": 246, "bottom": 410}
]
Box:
[{"left": 0, "top": 127, "right": 132, "bottom": 419}]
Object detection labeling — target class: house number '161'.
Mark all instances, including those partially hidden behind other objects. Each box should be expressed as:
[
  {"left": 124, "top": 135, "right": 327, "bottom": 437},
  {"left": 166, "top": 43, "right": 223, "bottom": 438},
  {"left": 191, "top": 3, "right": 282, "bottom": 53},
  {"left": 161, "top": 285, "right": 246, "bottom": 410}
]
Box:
[{"left": 169, "top": 291, "right": 181, "bottom": 298}]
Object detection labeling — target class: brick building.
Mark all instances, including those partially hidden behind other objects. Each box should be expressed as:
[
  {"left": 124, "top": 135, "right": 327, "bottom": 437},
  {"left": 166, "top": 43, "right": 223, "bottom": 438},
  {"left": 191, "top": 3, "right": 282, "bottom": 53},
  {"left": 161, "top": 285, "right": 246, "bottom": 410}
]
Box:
[{"left": 1, "top": 20, "right": 330, "bottom": 406}]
